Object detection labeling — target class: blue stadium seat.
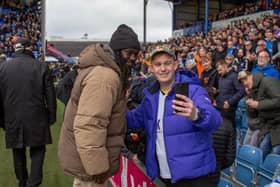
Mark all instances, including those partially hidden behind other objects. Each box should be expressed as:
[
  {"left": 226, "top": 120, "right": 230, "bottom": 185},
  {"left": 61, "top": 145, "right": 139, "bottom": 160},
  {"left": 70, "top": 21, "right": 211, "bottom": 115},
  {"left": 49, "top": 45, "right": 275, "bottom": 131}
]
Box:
[
  {"left": 218, "top": 177, "right": 234, "bottom": 187},
  {"left": 233, "top": 145, "right": 263, "bottom": 187},
  {"left": 222, "top": 140, "right": 240, "bottom": 178},
  {"left": 222, "top": 167, "right": 232, "bottom": 178},
  {"left": 236, "top": 139, "right": 241, "bottom": 155},
  {"left": 258, "top": 154, "right": 280, "bottom": 187},
  {"left": 221, "top": 139, "right": 241, "bottom": 178}
]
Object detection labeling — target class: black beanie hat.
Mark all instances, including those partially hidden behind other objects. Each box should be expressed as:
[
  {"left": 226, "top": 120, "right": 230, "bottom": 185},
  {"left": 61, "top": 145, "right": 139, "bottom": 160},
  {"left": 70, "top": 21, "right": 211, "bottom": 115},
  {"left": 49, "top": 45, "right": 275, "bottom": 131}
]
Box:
[{"left": 109, "top": 24, "right": 140, "bottom": 50}]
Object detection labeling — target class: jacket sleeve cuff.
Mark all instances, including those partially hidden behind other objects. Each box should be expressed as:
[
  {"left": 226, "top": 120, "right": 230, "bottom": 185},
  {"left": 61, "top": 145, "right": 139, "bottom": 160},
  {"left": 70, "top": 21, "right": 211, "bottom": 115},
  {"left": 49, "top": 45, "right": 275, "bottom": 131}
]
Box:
[
  {"left": 78, "top": 147, "right": 109, "bottom": 175},
  {"left": 192, "top": 108, "right": 202, "bottom": 122}
]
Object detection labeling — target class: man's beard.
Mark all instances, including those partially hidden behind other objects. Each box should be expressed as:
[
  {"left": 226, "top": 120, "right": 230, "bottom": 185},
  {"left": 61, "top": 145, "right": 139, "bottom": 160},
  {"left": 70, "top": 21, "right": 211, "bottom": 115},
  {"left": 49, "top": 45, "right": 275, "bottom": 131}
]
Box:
[
  {"left": 119, "top": 55, "right": 132, "bottom": 75},
  {"left": 124, "top": 58, "right": 135, "bottom": 70},
  {"left": 116, "top": 53, "right": 133, "bottom": 92}
]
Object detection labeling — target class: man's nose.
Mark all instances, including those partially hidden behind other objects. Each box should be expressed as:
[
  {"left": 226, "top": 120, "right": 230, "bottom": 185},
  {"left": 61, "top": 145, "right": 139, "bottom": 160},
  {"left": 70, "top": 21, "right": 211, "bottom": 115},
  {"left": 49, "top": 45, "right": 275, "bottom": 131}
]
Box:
[{"left": 160, "top": 64, "right": 166, "bottom": 71}]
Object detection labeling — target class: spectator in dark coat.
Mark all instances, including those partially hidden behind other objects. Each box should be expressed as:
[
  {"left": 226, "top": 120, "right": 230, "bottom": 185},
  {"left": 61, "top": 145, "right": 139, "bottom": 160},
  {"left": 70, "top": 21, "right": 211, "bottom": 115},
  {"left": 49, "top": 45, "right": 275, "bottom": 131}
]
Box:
[
  {"left": 216, "top": 60, "right": 245, "bottom": 124},
  {"left": 238, "top": 71, "right": 280, "bottom": 157},
  {"left": 238, "top": 71, "right": 262, "bottom": 147},
  {"left": 0, "top": 38, "right": 56, "bottom": 187}
]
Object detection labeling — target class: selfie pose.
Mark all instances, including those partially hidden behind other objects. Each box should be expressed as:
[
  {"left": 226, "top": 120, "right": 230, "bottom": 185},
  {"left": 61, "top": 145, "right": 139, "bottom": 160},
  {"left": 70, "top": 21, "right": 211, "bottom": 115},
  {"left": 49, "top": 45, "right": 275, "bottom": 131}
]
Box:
[{"left": 126, "top": 47, "right": 222, "bottom": 187}]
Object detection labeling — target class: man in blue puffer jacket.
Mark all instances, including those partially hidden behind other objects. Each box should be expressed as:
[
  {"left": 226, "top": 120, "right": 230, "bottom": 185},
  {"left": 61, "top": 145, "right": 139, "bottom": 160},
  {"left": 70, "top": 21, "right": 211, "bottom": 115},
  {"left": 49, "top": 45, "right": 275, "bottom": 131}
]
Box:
[{"left": 126, "top": 47, "right": 222, "bottom": 186}]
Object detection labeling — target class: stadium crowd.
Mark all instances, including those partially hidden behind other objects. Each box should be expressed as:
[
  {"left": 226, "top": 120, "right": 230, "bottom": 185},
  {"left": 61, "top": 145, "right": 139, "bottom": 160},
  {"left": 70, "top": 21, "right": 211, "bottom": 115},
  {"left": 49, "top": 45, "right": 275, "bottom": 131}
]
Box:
[
  {"left": 138, "top": 13, "right": 280, "bottom": 78},
  {"left": 48, "top": 62, "right": 72, "bottom": 82},
  {"left": 178, "top": 0, "right": 280, "bottom": 29},
  {"left": 209, "top": 2, "right": 263, "bottom": 22},
  {"left": 0, "top": 0, "right": 42, "bottom": 61},
  {"left": 0, "top": 0, "right": 70, "bottom": 82}
]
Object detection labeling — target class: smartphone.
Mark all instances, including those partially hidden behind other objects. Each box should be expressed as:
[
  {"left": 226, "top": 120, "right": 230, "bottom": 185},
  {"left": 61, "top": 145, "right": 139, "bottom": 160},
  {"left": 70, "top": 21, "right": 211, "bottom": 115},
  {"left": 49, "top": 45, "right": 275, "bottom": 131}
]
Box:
[{"left": 174, "top": 82, "right": 189, "bottom": 113}]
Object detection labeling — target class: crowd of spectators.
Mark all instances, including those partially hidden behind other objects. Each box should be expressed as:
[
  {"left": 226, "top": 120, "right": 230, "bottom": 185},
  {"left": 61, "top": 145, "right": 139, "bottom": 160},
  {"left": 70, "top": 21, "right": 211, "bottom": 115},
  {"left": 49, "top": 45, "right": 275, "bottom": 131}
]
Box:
[
  {"left": 0, "top": 0, "right": 42, "bottom": 61},
  {"left": 0, "top": 0, "right": 71, "bottom": 83},
  {"left": 48, "top": 62, "right": 73, "bottom": 82},
  {"left": 177, "top": 0, "right": 280, "bottom": 30},
  {"left": 137, "top": 13, "right": 280, "bottom": 78},
  {"left": 209, "top": 2, "right": 261, "bottom": 22}
]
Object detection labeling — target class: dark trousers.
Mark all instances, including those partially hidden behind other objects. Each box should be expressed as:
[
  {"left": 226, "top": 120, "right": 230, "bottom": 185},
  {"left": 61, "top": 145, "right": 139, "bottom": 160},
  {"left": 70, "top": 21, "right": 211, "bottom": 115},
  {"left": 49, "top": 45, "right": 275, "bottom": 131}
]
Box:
[
  {"left": 12, "top": 146, "right": 46, "bottom": 187},
  {"left": 160, "top": 175, "right": 211, "bottom": 187}
]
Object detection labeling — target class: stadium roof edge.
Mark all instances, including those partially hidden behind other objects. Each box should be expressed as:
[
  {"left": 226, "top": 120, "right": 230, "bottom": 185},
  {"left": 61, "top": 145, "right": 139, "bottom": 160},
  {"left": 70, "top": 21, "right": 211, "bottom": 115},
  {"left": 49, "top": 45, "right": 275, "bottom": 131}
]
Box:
[{"left": 47, "top": 37, "right": 109, "bottom": 42}]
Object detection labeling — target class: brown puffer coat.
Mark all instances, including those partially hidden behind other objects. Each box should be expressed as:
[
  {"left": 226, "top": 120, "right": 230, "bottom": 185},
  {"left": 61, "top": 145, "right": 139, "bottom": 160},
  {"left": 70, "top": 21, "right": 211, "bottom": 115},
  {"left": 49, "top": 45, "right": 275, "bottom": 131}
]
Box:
[{"left": 58, "top": 44, "right": 126, "bottom": 181}]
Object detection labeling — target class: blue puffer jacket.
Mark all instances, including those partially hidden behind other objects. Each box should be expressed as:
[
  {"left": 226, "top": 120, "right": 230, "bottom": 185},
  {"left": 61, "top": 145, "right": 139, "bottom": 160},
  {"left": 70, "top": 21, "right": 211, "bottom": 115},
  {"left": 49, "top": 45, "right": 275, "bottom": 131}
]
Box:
[
  {"left": 251, "top": 64, "right": 280, "bottom": 80},
  {"left": 126, "top": 70, "right": 222, "bottom": 183}
]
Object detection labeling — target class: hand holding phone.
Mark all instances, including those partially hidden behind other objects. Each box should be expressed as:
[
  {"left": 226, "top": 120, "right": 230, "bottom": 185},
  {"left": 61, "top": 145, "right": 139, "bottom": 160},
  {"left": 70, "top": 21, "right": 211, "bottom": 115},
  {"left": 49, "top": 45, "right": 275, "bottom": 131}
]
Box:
[{"left": 172, "top": 82, "right": 198, "bottom": 120}]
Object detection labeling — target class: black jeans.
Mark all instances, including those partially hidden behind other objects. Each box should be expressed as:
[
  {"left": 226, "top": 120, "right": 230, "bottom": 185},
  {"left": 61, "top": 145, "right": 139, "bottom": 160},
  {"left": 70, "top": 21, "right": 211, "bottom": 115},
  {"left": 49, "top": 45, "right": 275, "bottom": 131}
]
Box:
[
  {"left": 12, "top": 146, "right": 46, "bottom": 187},
  {"left": 160, "top": 175, "right": 211, "bottom": 187}
]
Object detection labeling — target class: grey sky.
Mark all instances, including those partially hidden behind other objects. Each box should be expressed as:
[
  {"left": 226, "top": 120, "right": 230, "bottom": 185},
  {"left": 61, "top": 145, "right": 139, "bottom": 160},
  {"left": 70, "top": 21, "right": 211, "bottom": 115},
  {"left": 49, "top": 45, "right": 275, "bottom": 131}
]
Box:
[{"left": 46, "top": 0, "right": 172, "bottom": 42}]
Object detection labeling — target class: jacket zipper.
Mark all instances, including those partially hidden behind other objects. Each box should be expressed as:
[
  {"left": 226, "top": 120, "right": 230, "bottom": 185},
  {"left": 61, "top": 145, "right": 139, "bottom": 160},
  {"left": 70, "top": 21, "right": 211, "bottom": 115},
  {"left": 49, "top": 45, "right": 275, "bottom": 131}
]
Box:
[{"left": 162, "top": 93, "right": 173, "bottom": 180}]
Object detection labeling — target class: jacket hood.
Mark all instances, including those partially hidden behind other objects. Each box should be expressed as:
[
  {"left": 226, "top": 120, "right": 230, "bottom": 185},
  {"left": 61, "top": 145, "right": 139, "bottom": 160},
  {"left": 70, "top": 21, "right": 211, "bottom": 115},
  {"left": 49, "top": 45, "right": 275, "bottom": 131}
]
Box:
[
  {"left": 77, "top": 43, "right": 121, "bottom": 76},
  {"left": 252, "top": 72, "right": 264, "bottom": 89}
]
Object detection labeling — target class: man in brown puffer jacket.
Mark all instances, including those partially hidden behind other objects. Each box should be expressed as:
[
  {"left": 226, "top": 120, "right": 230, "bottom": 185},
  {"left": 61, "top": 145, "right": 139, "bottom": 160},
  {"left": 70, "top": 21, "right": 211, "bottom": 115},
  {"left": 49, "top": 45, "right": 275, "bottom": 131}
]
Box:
[{"left": 58, "top": 24, "right": 140, "bottom": 187}]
